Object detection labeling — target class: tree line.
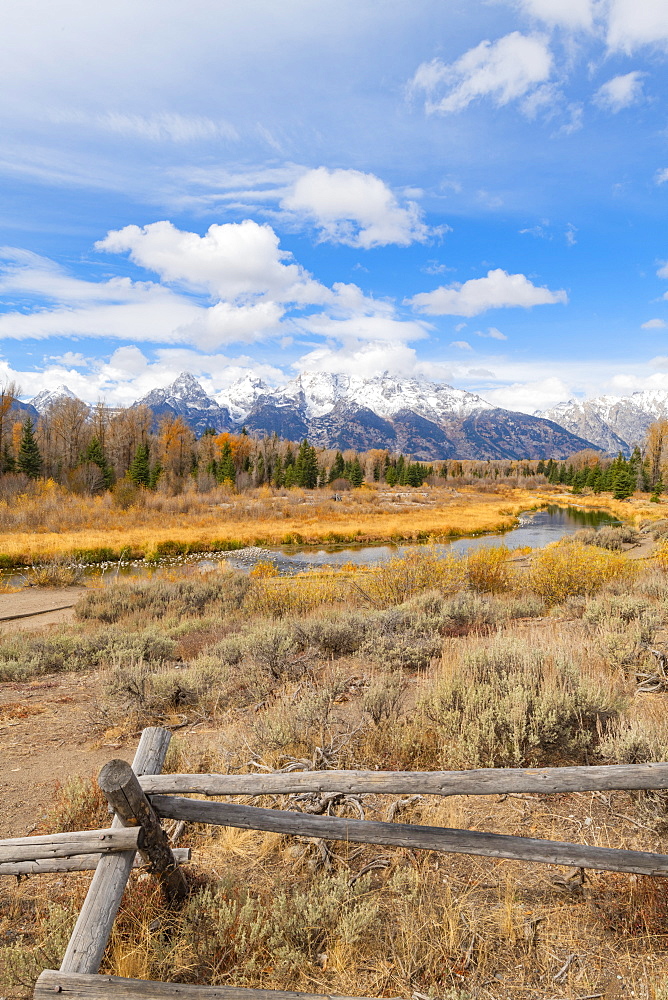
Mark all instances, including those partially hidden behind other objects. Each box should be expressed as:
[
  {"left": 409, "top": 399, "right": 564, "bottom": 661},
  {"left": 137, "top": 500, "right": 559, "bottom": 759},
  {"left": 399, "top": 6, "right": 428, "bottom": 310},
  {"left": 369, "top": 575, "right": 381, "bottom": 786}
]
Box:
[{"left": 4, "top": 382, "right": 668, "bottom": 499}]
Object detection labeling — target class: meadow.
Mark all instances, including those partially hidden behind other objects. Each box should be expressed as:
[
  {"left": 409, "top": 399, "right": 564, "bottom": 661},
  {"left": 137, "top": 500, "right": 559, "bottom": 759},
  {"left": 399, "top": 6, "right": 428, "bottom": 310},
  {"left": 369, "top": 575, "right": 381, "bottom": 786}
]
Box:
[
  {"left": 4, "top": 523, "right": 668, "bottom": 998},
  {"left": 0, "top": 477, "right": 662, "bottom": 568}
]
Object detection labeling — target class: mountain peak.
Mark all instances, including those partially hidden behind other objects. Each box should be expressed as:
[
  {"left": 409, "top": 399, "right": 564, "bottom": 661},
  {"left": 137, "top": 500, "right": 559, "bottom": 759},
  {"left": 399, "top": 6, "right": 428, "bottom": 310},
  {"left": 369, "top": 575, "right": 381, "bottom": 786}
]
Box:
[{"left": 30, "top": 384, "right": 79, "bottom": 413}]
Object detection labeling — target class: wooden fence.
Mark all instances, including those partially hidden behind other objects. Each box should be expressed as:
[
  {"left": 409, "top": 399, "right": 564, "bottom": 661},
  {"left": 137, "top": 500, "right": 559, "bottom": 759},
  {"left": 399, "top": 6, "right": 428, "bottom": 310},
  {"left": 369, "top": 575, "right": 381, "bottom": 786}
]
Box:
[{"left": 2, "top": 727, "right": 668, "bottom": 1000}]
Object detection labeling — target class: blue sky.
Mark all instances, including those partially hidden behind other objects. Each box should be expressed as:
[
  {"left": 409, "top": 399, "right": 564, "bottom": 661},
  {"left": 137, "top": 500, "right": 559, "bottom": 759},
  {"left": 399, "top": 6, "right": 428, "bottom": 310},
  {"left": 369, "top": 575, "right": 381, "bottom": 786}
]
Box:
[{"left": 3, "top": 0, "right": 668, "bottom": 411}]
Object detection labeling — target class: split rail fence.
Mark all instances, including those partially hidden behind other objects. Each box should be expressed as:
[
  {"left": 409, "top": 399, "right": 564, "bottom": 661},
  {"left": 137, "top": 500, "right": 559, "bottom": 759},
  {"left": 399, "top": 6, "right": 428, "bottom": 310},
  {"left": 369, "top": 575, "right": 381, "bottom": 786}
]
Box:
[{"left": 3, "top": 727, "right": 668, "bottom": 1000}]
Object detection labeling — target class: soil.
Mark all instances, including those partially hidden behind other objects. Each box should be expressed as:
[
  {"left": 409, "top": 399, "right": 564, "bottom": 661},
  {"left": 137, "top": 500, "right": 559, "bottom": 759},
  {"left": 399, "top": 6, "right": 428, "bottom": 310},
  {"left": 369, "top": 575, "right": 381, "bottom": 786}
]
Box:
[
  {"left": 0, "top": 587, "right": 85, "bottom": 629},
  {"left": 0, "top": 667, "right": 135, "bottom": 839}
]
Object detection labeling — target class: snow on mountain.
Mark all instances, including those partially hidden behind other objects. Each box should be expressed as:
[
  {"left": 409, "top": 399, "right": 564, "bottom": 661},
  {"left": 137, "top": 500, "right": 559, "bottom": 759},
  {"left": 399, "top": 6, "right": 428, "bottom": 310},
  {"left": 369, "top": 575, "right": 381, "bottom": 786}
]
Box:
[
  {"left": 216, "top": 374, "right": 270, "bottom": 423},
  {"left": 272, "top": 371, "right": 492, "bottom": 422},
  {"left": 30, "top": 384, "right": 79, "bottom": 413},
  {"left": 538, "top": 389, "right": 668, "bottom": 454},
  {"left": 138, "top": 372, "right": 221, "bottom": 413},
  {"left": 135, "top": 372, "right": 232, "bottom": 433}
]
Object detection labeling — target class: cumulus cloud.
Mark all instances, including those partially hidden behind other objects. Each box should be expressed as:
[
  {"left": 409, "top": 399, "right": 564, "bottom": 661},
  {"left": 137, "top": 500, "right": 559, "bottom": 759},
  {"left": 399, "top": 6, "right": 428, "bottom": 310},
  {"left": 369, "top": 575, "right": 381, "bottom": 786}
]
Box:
[
  {"left": 279, "top": 167, "right": 434, "bottom": 248},
  {"left": 606, "top": 0, "right": 668, "bottom": 53},
  {"left": 96, "top": 220, "right": 329, "bottom": 305},
  {"left": 410, "top": 32, "right": 553, "bottom": 114},
  {"left": 515, "top": 0, "right": 595, "bottom": 31},
  {"left": 642, "top": 318, "right": 667, "bottom": 329},
  {"left": 408, "top": 268, "right": 568, "bottom": 317},
  {"left": 594, "top": 72, "right": 645, "bottom": 112},
  {"left": 296, "top": 340, "right": 421, "bottom": 380}
]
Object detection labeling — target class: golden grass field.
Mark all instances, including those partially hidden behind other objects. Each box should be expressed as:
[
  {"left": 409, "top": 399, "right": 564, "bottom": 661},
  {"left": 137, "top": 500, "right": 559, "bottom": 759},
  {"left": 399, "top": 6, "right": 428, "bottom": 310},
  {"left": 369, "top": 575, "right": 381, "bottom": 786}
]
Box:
[
  {"left": 4, "top": 528, "right": 668, "bottom": 997},
  {"left": 1, "top": 481, "right": 666, "bottom": 566}
]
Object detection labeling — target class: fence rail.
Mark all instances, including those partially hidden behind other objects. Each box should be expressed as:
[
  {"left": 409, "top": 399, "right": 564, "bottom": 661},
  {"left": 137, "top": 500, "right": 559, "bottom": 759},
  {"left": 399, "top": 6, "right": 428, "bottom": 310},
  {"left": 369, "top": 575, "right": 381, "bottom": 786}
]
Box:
[
  {"left": 10, "top": 727, "right": 668, "bottom": 1000},
  {"left": 140, "top": 761, "right": 668, "bottom": 798}
]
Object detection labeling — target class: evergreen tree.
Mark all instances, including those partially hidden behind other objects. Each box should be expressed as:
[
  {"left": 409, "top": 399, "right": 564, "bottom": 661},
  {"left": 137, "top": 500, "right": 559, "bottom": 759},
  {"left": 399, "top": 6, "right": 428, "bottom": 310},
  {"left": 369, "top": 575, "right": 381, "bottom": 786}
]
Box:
[
  {"left": 217, "top": 441, "right": 236, "bottom": 485},
  {"left": 295, "top": 439, "right": 318, "bottom": 488},
  {"left": 127, "top": 443, "right": 151, "bottom": 487},
  {"left": 328, "top": 451, "right": 345, "bottom": 483},
  {"left": 272, "top": 456, "right": 284, "bottom": 488},
  {"left": 17, "top": 419, "right": 42, "bottom": 479},
  {"left": 612, "top": 464, "right": 635, "bottom": 500},
  {"left": 347, "top": 456, "right": 364, "bottom": 487},
  {"left": 385, "top": 465, "right": 398, "bottom": 486},
  {"left": 82, "top": 436, "right": 113, "bottom": 489}
]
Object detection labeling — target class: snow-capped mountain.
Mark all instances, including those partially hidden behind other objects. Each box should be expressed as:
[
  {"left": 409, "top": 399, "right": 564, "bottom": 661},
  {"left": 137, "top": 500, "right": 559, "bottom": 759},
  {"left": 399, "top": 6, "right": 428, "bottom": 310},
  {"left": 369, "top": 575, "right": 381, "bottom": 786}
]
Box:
[
  {"left": 21, "top": 371, "right": 598, "bottom": 460},
  {"left": 30, "top": 384, "right": 79, "bottom": 414},
  {"left": 216, "top": 374, "right": 270, "bottom": 423},
  {"left": 538, "top": 389, "right": 668, "bottom": 455},
  {"left": 135, "top": 372, "right": 233, "bottom": 435},
  {"left": 269, "top": 372, "right": 493, "bottom": 423}
]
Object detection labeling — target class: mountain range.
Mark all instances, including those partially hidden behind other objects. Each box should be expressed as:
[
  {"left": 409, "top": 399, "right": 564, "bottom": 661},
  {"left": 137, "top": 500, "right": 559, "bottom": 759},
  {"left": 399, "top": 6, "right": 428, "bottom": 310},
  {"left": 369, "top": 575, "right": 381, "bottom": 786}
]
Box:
[
  {"left": 25, "top": 371, "right": 596, "bottom": 461},
  {"left": 537, "top": 389, "right": 668, "bottom": 456}
]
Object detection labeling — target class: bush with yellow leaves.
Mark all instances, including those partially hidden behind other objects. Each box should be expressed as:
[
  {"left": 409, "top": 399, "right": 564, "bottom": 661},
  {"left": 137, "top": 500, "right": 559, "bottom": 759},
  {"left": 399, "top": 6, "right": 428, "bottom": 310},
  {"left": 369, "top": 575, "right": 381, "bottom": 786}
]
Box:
[{"left": 529, "top": 539, "right": 636, "bottom": 605}]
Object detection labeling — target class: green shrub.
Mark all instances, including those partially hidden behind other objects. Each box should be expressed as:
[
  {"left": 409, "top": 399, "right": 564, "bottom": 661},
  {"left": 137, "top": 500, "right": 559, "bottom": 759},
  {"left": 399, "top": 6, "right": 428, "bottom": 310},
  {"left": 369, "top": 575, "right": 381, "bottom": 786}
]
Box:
[
  {"left": 421, "top": 634, "right": 628, "bottom": 768},
  {"left": 75, "top": 571, "right": 249, "bottom": 623}
]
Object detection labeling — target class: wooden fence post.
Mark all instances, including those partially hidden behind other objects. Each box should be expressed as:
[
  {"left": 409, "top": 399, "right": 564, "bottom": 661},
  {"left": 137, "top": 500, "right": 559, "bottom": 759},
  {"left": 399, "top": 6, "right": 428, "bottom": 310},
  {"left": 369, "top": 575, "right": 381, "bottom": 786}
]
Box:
[
  {"left": 98, "top": 759, "right": 187, "bottom": 905},
  {"left": 59, "top": 727, "right": 172, "bottom": 976}
]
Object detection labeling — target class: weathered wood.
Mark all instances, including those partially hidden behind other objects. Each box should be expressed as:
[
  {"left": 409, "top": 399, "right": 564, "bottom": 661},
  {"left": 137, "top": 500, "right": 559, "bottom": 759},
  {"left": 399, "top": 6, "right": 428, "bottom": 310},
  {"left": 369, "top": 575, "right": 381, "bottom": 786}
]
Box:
[
  {"left": 0, "top": 848, "right": 190, "bottom": 877},
  {"left": 141, "top": 761, "right": 668, "bottom": 799},
  {"left": 0, "top": 827, "right": 139, "bottom": 864},
  {"left": 36, "top": 970, "right": 382, "bottom": 1000},
  {"left": 150, "top": 794, "right": 668, "bottom": 877},
  {"left": 60, "top": 727, "right": 172, "bottom": 976},
  {"left": 98, "top": 759, "right": 187, "bottom": 904}
]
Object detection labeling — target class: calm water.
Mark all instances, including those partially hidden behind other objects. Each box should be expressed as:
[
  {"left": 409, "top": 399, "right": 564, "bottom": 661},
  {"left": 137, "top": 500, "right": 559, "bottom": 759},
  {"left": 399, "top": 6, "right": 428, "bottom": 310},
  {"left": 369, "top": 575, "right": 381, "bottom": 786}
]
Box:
[
  {"left": 4, "top": 504, "right": 620, "bottom": 586},
  {"left": 275, "top": 504, "right": 620, "bottom": 570}
]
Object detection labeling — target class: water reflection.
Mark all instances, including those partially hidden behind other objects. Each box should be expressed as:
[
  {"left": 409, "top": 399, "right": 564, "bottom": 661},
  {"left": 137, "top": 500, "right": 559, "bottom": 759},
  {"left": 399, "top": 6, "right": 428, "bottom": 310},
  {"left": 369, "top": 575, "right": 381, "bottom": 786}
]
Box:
[{"left": 276, "top": 504, "right": 621, "bottom": 569}]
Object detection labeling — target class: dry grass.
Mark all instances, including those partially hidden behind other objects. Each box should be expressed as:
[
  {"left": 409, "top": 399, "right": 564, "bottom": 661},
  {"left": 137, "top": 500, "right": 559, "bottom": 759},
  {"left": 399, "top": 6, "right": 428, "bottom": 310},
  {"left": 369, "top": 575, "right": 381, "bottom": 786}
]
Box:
[
  {"left": 5, "top": 525, "right": 668, "bottom": 999},
  {"left": 0, "top": 484, "right": 545, "bottom": 566}
]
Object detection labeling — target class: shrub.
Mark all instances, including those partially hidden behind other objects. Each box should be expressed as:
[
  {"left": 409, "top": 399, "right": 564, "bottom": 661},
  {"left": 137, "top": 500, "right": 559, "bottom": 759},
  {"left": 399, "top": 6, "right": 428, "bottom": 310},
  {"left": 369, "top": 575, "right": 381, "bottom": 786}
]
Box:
[
  {"left": 361, "top": 548, "right": 466, "bottom": 607},
  {"left": 465, "top": 545, "right": 513, "bottom": 593},
  {"left": 294, "top": 610, "right": 373, "bottom": 658},
  {"left": 0, "top": 626, "right": 175, "bottom": 681},
  {"left": 75, "top": 570, "right": 249, "bottom": 623},
  {"left": 529, "top": 540, "right": 636, "bottom": 604},
  {"left": 362, "top": 675, "right": 406, "bottom": 724},
  {"left": 573, "top": 525, "right": 640, "bottom": 550},
  {"left": 421, "top": 633, "right": 628, "bottom": 768}
]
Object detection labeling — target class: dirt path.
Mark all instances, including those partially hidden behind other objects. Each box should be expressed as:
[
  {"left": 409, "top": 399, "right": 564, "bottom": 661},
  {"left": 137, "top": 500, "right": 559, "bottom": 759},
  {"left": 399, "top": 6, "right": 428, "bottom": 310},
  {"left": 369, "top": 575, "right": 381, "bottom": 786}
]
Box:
[
  {"left": 0, "top": 587, "right": 85, "bottom": 628},
  {"left": 0, "top": 669, "right": 134, "bottom": 839}
]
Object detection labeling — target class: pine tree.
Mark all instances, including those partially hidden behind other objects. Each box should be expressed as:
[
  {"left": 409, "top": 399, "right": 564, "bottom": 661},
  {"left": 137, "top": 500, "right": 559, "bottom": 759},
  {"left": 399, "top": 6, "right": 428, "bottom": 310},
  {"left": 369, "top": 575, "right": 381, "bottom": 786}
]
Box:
[
  {"left": 328, "top": 451, "right": 345, "bottom": 483},
  {"left": 348, "top": 456, "right": 364, "bottom": 487},
  {"left": 82, "top": 436, "right": 113, "bottom": 489},
  {"left": 128, "top": 443, "right": 151, "bottom": 487},
  {"left": 17, "top": 419, "right": 42, "bottom": 479},
  {"left": 296, "top": 439, "right": 318, "bottom": 488}
]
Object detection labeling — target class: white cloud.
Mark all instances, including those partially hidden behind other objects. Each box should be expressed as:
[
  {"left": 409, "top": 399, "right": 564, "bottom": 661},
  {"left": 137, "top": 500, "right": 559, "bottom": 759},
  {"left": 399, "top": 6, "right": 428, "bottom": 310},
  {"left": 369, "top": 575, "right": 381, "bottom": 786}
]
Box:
[
  {"left": 484, "top": 376, "right": 574, "bottom": 413},
  {"left": 48, "top": 109, "right": 239, "bottom": 143},
  {"left": 408, "top": 268, "right": 568, "bottom": 317},
  {"left": 280, "top": 167, "right": 434, "bottom": 248},
  {"left": 515, "top": 0, "right": 595, "bottom": 31},
  {"left": 658, "top": 261, "right": 668, "bottom": 279},
  {"left": 594, "top": 71, "right": 645, "bottom": 112},
  {"left": 296, "top": 340, "right": 422, "bottom": 380},
  {"left": 96, "top": 220, "right": 329, "bottom": 305},
  {"left": 410, "top": 32, "right": 553, "bottom": 114},
  {"left": 642, "top": 318, "right": 667, "bottom": 329},
  {"left": 449, "top": 340, "right": 473, "bottom": 350},
  {"left": 476, "top": 326, "right": 508, "bottom": 340},
  {"left": 655, "top": 168, "right": 668, "bottom": 185},
  {"left": 606, "top": 0, "right": 668, "bottom": 53}
]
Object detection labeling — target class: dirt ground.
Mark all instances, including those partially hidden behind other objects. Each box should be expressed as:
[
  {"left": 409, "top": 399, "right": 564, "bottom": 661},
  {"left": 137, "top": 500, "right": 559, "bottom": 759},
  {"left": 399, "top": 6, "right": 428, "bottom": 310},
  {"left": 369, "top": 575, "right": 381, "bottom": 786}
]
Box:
[{"left": 0, "top": 667, "right": 135, "bottom": 839}]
